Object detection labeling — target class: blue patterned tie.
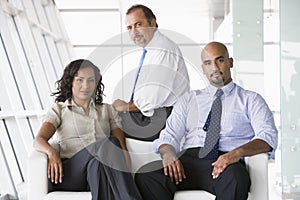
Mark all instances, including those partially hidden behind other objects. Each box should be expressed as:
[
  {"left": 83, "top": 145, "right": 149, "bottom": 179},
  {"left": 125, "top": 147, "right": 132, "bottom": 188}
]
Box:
[
  {"left": 199, "top": 89, "right": 223, "bottom": 159},
  {"left": 129, "top": 49, "right": 147, "bottom": 102}
]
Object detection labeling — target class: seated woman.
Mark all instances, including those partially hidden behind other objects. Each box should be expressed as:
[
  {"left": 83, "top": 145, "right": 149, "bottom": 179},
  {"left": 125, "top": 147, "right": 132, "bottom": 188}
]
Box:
[{"left": 33, "top": 59, "right": 142, "bottom": 200}]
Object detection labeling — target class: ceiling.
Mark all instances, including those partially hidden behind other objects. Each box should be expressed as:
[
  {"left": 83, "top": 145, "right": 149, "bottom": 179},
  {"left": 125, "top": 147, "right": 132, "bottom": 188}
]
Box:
[
  {"left": 53, "top": 0, "right": 230, "bottom": 58},
  {"left": 54, "top": 0, "right": 228, "bottom": 20}
]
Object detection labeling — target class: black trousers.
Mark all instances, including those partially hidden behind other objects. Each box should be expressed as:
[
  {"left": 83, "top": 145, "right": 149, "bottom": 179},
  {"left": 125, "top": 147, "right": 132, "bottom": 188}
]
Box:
[
  {"left": 48, "top": 136, "right": 142, "bottom": 200},
  {"left": 135, "top": 148, "right": 251, "bottom": 200},
  {"left": 120, "top": 107, "right": 173, "bottom": 141}
]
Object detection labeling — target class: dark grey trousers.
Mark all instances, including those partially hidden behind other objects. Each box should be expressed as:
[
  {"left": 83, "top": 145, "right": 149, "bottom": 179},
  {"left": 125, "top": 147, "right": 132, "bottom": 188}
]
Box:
[
  {"left": 120, "top": 107, "right": 173, "bottom": 141},
  {"left": 135, "top": 148, "right": 251, "bottom": 200},
  {"left": 48, "top": 136, "right": 142, "bottom": 200}
]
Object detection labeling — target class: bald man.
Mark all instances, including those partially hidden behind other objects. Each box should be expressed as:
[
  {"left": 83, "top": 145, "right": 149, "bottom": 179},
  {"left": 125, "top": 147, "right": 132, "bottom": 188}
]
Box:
[{"left": 134, "top": 42, "right": 278, "bottom": 200}]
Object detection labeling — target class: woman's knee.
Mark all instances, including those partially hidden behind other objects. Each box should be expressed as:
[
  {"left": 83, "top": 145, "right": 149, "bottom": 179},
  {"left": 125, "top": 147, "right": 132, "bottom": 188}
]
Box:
[{"left": 87, "top": 158, "right": 99, "bottom": 171}]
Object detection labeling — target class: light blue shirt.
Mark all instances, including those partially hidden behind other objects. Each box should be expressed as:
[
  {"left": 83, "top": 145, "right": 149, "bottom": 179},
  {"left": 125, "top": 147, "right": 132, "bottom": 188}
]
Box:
[{"left": 154, "top": 81, "right": 278, "bottom": 155}]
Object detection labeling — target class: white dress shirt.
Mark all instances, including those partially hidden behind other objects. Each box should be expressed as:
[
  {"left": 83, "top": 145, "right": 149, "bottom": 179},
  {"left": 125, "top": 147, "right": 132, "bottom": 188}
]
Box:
[{"left": 133, "top": 30, "right": 190, "bottom": 117}]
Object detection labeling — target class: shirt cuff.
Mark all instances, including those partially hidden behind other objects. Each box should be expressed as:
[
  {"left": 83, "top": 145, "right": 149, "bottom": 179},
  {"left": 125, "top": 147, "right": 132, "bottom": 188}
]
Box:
[{"left": 140, "top": 109, "right": 154, "bottom": 117}]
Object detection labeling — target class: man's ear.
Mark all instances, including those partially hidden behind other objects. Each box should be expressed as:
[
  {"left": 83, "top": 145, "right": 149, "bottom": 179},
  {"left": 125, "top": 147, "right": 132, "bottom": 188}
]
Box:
[
  {"left": 229, "top": 57, "right": 234, "bottom": 68},
  {"left": 150, "top": 19, "right": 156, "bottom": 27}
]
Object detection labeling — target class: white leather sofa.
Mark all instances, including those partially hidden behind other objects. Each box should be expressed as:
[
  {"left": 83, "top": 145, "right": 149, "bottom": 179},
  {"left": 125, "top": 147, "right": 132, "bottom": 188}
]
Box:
[{"left": 27, "top": 138, "right": 269, "bottom": 200}]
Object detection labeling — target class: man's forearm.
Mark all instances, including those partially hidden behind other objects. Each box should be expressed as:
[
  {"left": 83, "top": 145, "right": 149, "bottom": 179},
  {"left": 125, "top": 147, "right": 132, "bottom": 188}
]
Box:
[
  {"left": 159, "top": 144, "right": 177, "bottom": 159},
  {"left": 233, "top": 139, "right": 272, "bottom": 158}
]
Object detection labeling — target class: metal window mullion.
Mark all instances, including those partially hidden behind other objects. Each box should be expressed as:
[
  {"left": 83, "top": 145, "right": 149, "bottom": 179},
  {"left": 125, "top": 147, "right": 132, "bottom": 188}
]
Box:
[
  {"left": 43, "top": 3, "right": 67, "bottom": 73},
  {"left": 0, "top": 139, "right": 18, "bottom": 199},
  {"left": 42, "top": 35, "right": 58, "bottom": 79},
  {"left": 0, "top": 34, "right": 26, "bottom": 110},
  {"left": 15, "top": 12, "right": 54, "bottom": 108},
  {"left": 2, "top": 119, "right": 24, "bottom": 182},
  {"left": 12, "top": 14, "right": 44, "bottom": 109}
]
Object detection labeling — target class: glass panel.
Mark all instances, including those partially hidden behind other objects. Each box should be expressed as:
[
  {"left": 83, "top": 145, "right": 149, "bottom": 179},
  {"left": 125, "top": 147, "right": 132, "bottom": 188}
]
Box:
[
  {"left": 60, "top": 11, "right": 121, "bottom": 46},
  {"left": 55, "top": 0, "right": 119, "bottom": 9},
  {"left": 158, "top": 13, "right": 210, "bottom": 44},
  {"left": 0, "top": 0, "right": 77, "bottom": 198},
  {"left": 73, "top": 47, "right": 96, "bottom": 59},
  {"left": 280, "top": 0, "right": 300, "bottom": 199}
]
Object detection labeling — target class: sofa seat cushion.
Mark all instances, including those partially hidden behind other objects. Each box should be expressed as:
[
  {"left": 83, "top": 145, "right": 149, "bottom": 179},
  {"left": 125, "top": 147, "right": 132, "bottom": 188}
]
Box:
[
  {"left": 44, "top": 191, "right": 91, "bottom": 200},
  {"left": 174, "top": 190, "right": 215, "bottom": 200},
  {"left": 44, "top": 190, "right": 215, "bottom": 200}
]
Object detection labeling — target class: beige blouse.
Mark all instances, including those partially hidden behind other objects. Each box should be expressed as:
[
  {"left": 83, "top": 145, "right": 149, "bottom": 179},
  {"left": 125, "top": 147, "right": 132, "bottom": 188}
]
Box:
[{"left": 43, "top": 98, "right": 122, "bottom": 159}]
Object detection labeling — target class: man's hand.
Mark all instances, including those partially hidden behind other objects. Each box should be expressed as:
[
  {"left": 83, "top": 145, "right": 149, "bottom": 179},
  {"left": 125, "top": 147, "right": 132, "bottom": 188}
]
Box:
[
  {"left": 113, "top": 99, "right": 128, "bottom": 112},
  {"left": 211, "top": 151, "right": 240, "bottom": 179},
  {"left": 113, "top": 99, "right": 140, "bottom": 112},
  {"left": 211, "top": 139, "right": 272, "bottom": 179},
  {"left": 160, "top": 144, "right": 186, "bottom": 184}
]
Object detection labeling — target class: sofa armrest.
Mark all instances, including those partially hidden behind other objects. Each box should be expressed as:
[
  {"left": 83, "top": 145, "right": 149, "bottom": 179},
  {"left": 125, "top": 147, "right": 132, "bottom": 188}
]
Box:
[
  {"left": 27, "top": 150, "right": 48, "bottom": 200},
  {"left": 245, "top": 153, "right": 269, "bottom": 200}
]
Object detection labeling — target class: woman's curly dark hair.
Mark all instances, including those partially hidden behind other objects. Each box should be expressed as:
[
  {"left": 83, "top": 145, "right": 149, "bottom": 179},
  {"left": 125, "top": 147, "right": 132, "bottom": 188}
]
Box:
[{"left": 51, "top": 59, "right": 104, "bottom": 104}]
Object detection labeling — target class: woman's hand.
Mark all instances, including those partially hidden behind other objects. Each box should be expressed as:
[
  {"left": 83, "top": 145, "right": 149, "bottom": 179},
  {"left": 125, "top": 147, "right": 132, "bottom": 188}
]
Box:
[
  {"left": 47, "top": 148, "right": 63, "bottom": 184},
  {"left": 33, "top": 122, "right": 63, "bottom": 183}
]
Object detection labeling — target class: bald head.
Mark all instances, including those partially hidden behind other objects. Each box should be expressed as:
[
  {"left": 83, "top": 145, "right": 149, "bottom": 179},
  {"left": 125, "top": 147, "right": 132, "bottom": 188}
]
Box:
[
  {"left": 201, "top": 41, "right": 233, "bottom": 88},
  {"left": 201, "top": 42, "right": 229, "bottom": 61}
]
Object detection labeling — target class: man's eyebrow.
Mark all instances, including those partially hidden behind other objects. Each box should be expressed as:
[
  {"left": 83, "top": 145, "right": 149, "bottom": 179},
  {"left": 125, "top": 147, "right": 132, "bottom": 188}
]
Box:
[
  {"left": 203, "top": 56, "right": 224, "bottom": 62},
  {"left": 202, "top": 55, "right": 226, "bottom": 64},
  {"left": 127, "top": 22, "right": 141, "bottom": 28},
  {"left": 215, "top": 56, "right": 225, "bottom": 60}
]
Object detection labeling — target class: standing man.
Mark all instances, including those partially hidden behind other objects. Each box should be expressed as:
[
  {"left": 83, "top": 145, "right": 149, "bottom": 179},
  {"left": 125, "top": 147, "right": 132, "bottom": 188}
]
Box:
[
  {"left": 113, "top": 4, "right": 190, "bottom": 141},
  {"left": 135, "top": 41, "right": 278, "bottom": 200}
]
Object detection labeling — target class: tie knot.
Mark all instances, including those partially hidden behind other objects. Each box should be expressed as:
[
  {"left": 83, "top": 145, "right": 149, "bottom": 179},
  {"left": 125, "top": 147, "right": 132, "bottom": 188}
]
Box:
[
  {"left": 215, "top": 89, "right": 223, "bottom": 98},
  {"left": 142, "top": 48, "right": 147, "bottom": 55}
]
